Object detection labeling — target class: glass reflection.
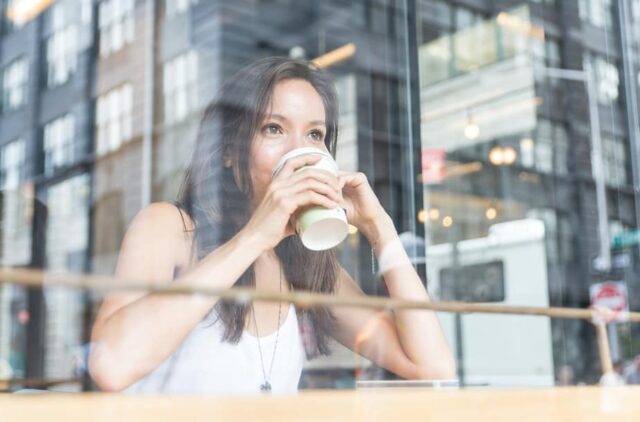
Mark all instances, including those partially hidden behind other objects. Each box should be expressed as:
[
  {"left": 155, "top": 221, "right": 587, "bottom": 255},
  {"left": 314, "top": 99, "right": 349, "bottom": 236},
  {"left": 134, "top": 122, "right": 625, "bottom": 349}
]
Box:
[{"left": 0, "top": 0, "right": 638, "bottom": 398}]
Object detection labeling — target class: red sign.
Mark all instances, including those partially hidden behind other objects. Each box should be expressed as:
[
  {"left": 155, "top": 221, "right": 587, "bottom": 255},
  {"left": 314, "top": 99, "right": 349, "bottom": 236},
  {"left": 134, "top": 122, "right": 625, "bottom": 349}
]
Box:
[
  {"left": 590, "top": 282, "right": 628, "bottom": 313},
  {"left": 421, "top": 148, "right": 446, "bottom": 184}
]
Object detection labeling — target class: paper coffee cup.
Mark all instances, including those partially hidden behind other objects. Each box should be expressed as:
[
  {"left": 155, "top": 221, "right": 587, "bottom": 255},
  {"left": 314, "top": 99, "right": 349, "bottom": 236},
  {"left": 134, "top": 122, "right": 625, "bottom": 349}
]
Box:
[{"left": 272, "top": 148, "right": 348, "bottom": 251}]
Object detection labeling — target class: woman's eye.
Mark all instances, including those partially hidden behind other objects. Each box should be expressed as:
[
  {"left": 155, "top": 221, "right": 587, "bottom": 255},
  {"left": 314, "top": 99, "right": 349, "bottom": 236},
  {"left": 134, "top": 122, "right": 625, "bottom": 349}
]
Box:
[
  {"left": 263, "top": 124, "right": 282, "bottom": 135},
  {"left": 309, "top": 130, "right": 325, "bottom": 142}
]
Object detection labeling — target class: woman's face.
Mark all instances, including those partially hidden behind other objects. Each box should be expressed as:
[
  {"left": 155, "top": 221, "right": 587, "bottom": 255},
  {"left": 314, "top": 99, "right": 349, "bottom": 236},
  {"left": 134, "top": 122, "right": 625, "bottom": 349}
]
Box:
[{"left": 247, "top": 78, "right": 331, "bottom": 207}]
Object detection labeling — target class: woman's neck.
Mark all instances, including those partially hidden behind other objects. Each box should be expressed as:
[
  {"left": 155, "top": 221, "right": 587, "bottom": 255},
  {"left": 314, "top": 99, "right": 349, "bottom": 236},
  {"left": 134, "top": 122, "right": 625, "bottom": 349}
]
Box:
[{"left": 253, "top": 250, "right": 286, "bottom": 291}]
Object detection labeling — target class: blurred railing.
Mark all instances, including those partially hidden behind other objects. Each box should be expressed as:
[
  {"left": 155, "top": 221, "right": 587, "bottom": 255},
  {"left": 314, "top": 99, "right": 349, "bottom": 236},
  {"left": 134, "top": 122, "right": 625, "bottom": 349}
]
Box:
[{"left": 0, "top": 266, "right": 637, "bottom": 388}]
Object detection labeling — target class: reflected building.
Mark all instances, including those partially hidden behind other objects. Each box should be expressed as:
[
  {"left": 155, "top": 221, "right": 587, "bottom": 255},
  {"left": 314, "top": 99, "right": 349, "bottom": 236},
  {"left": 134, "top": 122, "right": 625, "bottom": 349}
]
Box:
[
  {"left": 418, "top": 0, "right": 640, "bottom": 384},
  {"left": 0, "top": 0, "right": 95, "bottom": 383}
]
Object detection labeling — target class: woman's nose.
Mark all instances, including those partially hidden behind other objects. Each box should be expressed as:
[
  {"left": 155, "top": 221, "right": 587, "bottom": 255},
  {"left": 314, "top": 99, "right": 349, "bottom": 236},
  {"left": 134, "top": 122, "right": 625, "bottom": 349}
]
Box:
[{"left": 288, "top": 132, "right": 309, "bottom": 150}]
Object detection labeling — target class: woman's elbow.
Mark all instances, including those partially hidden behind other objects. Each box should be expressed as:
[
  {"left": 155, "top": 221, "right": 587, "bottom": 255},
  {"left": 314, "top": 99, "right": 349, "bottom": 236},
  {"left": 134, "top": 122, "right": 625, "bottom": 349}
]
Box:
[
  {"left": 414, "top": 360, "right": 457, "bottom": 381},
  {"left": 88, "top": 346, "right": 133, "bottom": 392}
]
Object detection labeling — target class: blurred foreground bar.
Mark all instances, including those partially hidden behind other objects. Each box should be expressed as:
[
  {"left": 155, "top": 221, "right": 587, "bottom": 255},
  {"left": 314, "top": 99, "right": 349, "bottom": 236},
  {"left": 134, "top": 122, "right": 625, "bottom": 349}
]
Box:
[{"left": 1, "top": 387, "right": 640, "bottom": 421}]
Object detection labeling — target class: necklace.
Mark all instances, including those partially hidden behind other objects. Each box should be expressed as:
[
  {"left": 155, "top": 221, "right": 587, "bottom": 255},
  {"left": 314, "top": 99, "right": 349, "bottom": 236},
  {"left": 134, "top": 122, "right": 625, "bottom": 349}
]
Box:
[{"left": 252, "top": 264, "right": 283, "bottom": 393}]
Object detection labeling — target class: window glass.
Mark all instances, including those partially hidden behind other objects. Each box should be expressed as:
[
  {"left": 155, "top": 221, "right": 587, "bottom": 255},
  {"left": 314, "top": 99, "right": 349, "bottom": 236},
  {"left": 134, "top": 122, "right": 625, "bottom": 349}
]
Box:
[
  {"left": 44, "top": 114, "right": 76, "bottom": 175},
  {"left": 98, "top": 0, "right": 135, "bottom": 57},
  {"left": 1, "top": 0, "right": 640, "bottom": 403},
  {"left": 166, "top": 0, "right": 198, "bottom": 17},
  {"left": 46, "top": 4, "right": 79, "bottom": 87},
  {"left": 95, "top": 84, "right": 133, "bottom": 156},
  {"left": 163, "top": 51, "right": 199, "bottom": 126},
  {"left": 418, "top": 1, "right": 639, "bottom": 388},
  {"left": 1, "top": 57, "right": 29, "bottom": 113}
]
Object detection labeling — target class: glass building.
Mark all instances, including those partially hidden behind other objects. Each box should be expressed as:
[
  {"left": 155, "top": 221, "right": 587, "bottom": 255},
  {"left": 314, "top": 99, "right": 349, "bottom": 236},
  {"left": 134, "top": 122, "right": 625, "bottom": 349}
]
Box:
[{"left": 0, "top": 0, "right": 639, "bottom": 391}]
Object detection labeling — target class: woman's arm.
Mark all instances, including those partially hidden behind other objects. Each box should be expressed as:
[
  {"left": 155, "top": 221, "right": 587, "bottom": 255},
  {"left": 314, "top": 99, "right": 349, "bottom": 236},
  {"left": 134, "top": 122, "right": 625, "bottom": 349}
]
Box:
[
  {"left": 331, "top": 171, "right": 456, "bottom": 379},
  {"left": 89, "top": 202, "right": 267, "bottom": 392},
  {"left": 365, "top": 213, "right": 455, "bottom": 378},
  {"left": 329, "top": 215, "right": 456, "bottom": 380}
]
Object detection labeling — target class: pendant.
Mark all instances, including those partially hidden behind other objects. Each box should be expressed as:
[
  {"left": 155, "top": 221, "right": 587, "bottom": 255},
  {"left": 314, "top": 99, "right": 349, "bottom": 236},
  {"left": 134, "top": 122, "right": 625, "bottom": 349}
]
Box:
[{"left": 260, "top": 381, "right": 272, "bottom": 392}]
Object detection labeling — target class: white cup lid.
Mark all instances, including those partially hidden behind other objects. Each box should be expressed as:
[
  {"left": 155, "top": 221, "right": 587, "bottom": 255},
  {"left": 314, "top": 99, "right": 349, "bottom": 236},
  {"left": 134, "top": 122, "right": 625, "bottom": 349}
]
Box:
[{"left": 271, "top": 148, "right": 337, "bottom": 178}]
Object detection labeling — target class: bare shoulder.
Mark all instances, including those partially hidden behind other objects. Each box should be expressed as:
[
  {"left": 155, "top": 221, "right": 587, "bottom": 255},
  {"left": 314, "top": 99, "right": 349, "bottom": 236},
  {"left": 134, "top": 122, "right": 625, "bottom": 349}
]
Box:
[
  {"left": 129, "top": 201, "right": 194, "bottom": 231},
  {"left": 91, "top": 202, "right": 196, "bottom": 337},
  {"left": 123, "top": 201, "right": 195, "bottom": 270}
]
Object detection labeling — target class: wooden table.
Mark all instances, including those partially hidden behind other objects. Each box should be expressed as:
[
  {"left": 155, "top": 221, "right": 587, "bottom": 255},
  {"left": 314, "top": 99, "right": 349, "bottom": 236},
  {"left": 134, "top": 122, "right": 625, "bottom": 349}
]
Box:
[{"left": 1, "top": 386, "right": 639, "bottom": 421}]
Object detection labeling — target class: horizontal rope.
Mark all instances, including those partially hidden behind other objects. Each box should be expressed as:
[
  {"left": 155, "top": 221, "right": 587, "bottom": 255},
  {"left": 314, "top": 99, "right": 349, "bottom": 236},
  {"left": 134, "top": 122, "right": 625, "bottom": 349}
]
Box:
[{"left": 0, "top": 267, "right": 638, "bottom": 323}]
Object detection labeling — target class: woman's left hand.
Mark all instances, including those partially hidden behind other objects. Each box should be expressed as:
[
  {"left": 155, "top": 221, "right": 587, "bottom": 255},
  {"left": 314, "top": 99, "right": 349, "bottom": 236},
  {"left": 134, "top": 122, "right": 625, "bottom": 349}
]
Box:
[{"left": 337, "top": 171, "right": 388, "bottom": 232}]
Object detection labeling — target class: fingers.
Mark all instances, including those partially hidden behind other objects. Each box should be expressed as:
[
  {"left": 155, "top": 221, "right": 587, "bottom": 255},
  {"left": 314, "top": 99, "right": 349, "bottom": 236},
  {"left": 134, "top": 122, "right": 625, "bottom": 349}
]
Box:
[
  {"left": 292, "top": 179, "right": 342, "bottom": 203},
  {"left": 275, "top": 187, "right": 339, "bottom": 212},
  {"left": 269, "top": 177, "right": 340, "bottom": 216},
  {"left": 289, "top": 168, "right": 340, "bottom": 191},
  {"left": 274, "top": 153, "right": 323, "bottom": 179},
  {"left": 590, "top": 305, "right": 621, "bottom": 324},
  {"left": 296, "top": 190, "right": 340, "bottom": 210},
  {"left": 337, "top": 171, "right": 367, "bottom": 189}
]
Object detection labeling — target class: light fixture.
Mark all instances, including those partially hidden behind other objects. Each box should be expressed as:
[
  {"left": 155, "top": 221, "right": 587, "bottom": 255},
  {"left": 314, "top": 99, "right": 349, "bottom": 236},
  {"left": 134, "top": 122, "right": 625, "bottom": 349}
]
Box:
[
  {"left": 442, "top": 216, "right": 453, "bottom": 227},
  {"left": 417, "top": 209, "right": 427, "bottom": 224},
  {"left": 486, "top": 207, "right": 497, "bottom": 220},
  {"left": 311, "top": 43, "right": 356, "bottom": 69},
  {"left": 289, "top": 46, "right": 307, "bottom": 60},
  {"left": 489, "top": 145, "right": 518, "bottom": 166},
  {"left": 6, "top": 0, "right": 54, "bottom": 25},
  {"left": 464, "top": 111, "right": 480, "bottom": 140},
  {"left": 488, "top": 146, "right": 505, "bottom": 166},
  {"left": 503, "top": 146, "right": 517, "bottom": 165},
  {"left": 429, "top": 208, "right": 440, "bottom": 221}
]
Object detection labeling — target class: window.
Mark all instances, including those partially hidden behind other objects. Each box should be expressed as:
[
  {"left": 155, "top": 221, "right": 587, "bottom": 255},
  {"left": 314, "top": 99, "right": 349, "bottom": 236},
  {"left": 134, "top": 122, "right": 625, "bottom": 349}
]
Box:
[
  {"left": 521, "top": 119, "right": 568, "bottom": 175},
  {"left": 0, "top": 139, "right": 25, "bottom": 190},
  {"left": 1, "top": 57, "right": 29, "bottom": 113},
  {"left": 43, "top": 114, "right": 75, "bottom": 176},
  {"left": 553, "top": 123, "right": 569, "bottom": 176},
  {"left": 81, "top": 0, "right": 93, "bottom": 25},
  {"left": 95, "top": 84, "right": 133, "bottom": 155},
  {"left": 419, "top": 0, "right": 452, "bottom": 29},
  {"left": 633, "top": 0, "right": 640, "bottom": 19},
  {"left": 0, "top": 138, "right": 30, "bottom": 267},
  {"left": 557, "top": 214, "right": 574, "bottom": 263},
  {"left": 166, "top": 0, "right": 198, "bottom": 17},
  {"left": 579, "top": 0, "right": 613, "bottom": 30},
  {"left": 46, "top": 5, "right": 78, "bottom": 87},
  {"left": 98, "top": 0, "right": 135, "bottom": 58},
  {"left": 600, "top": 136, "right": 627, "bottom": 187},
  {"left": 163, "top": 51, "right": 199, "bottom": 125},
  {"left": 532, "top": 37, "right": 561, "bottom": 85},
  {"left": 534, "top": 138, "right": 553, "bottom": 174},
  {"left": 530, "top": 0, "right": 556, "bottom": 5},
  {"left": 44, "top": 173, "right": 90, "bottom": 379},
  {"left": 632, "top": 0, "right": 640, "bottom": 43},
  {"left": 453, "top": 6, "right": 483, "bottom": 30},
  {"left": 583, "top": 53, "right": 619, "bottom": 105},
  {"left": 526, "top": 208, "right": 559, "bottom": 262},
  {"left": 533, "top": 119, "right": 553, "bottom": 173}
]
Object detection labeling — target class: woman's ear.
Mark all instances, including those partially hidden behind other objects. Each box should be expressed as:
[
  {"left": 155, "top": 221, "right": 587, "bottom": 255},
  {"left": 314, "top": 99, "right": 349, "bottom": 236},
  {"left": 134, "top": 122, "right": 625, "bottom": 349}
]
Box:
[{"left": 222, "top": 148, "right": 233, "bottom": 168}]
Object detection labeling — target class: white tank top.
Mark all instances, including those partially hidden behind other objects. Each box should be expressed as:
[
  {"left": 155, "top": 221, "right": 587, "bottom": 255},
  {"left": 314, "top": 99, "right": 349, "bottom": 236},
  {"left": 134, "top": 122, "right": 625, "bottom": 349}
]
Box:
[{"left": 123, "top": 303, "right": 306, "bottom": 395}]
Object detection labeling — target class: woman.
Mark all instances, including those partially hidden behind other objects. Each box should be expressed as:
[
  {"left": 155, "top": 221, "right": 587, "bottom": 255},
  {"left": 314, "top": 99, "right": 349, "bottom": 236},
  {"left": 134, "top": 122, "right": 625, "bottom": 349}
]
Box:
[{"left": 88, "top": 57, "right": 455, "bottom": 394}]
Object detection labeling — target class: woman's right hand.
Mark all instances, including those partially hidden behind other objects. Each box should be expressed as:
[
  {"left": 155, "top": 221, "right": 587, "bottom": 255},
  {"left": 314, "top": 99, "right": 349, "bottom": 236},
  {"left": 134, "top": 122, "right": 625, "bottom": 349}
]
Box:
[{"left": 244, "top": 154, "right": 343, "bottom": 250}]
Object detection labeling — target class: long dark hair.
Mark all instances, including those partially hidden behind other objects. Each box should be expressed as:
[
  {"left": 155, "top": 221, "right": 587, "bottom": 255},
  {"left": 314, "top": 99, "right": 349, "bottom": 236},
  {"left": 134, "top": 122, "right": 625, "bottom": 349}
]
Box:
[{"left": 176, "top": 57, "right": 340, "bottom": 357}]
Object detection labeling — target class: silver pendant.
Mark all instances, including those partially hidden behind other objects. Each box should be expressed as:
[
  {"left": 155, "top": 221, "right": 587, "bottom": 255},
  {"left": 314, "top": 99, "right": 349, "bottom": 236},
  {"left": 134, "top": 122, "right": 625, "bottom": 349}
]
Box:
[{"left": 260, "top": 381, "right": 272, "bottom": 392}]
